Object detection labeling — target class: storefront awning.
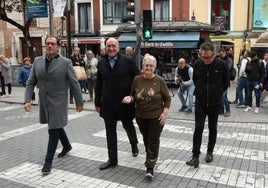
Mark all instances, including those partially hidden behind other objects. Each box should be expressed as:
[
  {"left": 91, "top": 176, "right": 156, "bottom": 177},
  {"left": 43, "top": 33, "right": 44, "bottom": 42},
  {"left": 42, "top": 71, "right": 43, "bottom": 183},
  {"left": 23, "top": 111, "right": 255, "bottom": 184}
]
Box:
[
  {"left": 255, "top": 32, "right": 268, "bottom": 43},
  {"left": 61, "top": 37, "right": 101, "bottom": 45},
  {"left": 118, "top": 32, "right": 200, "bottom": 48}
]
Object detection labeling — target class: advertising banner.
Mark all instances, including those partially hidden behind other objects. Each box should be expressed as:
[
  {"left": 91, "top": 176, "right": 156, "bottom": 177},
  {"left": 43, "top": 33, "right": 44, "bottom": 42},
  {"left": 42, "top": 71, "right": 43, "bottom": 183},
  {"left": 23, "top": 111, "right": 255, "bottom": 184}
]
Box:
[
  {"left": 253, "top": 0, "right": 268, "bottom": 28},
  {"left": 26, "top": 0, "right": 48, "bottom": 19}
]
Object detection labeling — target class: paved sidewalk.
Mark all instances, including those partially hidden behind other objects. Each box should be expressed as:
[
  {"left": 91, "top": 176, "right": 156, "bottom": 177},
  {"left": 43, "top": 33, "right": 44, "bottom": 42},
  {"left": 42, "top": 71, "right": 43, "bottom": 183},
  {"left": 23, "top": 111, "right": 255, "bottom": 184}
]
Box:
[{"left": 1, "top": 81, "right": 268, "bottom": 123}]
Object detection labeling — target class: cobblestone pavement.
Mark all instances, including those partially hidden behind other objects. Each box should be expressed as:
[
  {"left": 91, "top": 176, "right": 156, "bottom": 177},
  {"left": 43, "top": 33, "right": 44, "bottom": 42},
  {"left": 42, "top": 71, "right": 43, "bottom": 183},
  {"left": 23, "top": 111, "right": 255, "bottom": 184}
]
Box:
[{"left": 0, "top": 99, "right": 267, "bottom": 187}]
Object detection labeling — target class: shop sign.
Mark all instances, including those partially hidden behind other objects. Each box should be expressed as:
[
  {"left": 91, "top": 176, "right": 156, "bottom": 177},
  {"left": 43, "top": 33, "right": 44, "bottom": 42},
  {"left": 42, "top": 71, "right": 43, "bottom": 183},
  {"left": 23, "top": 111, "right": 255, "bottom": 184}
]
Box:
[
  {"left": 26, "top": 0, "right": 48, "bottom": 18},
  {"left": 141, "top": 42, "right": 174, "bottom": 48}
]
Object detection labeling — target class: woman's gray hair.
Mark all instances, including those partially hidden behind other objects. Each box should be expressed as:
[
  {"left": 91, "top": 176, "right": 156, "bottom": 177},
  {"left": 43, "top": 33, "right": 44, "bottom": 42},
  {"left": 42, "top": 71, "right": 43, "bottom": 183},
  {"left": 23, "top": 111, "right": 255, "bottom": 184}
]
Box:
[{"left": 142, "top": 55, "right": 157, "bottom": 67}]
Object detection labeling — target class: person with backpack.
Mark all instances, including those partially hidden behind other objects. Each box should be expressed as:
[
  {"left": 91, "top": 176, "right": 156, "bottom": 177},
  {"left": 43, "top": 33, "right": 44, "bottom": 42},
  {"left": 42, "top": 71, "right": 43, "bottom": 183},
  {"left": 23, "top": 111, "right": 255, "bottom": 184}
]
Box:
[
  {"left": 260, "top": 52, "right": 268, "bottom": 103},
  {"left": 218, "top": 48, "right": 233, "bottom": 117},
  {"left": 174, "top": 58, "right": 195, "bottom": 115},
  {"left": 243, "top": 51, "right": 265, "bottom": 114},
  {"left": 236, "top": 50, "right": 250, "bottom": 108}
]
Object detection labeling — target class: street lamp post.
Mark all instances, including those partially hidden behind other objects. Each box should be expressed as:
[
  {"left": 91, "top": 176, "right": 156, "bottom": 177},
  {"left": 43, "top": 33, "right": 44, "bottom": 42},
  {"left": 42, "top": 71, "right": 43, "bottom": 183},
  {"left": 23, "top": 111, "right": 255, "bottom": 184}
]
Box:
[
  {"left": 66, "top": 0, "right": 72, "bottom": 57},
  {"left": 61, "top": 16, "right": 65, "bottom": 38},
  {"left": 243, "top": 30, "right": 248, "bottom": 50},
  {"left": 49, "top": 0, "right": 54, "bottom": 35}
]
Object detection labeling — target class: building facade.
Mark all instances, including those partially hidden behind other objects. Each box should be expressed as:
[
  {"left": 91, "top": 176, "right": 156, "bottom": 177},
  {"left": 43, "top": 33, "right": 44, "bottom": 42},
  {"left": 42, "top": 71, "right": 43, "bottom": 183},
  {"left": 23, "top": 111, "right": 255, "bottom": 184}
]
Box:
[{"left": 0, "top": 0, "right": 267, "bottom": 65}]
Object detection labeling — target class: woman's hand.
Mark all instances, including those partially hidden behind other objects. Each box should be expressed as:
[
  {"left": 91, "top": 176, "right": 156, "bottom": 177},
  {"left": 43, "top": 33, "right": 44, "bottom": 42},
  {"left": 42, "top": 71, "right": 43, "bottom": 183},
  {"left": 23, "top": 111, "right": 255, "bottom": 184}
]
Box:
[
  {"left": 122, "top": 96, "right": 133, "bottom": 104},
  {"left": 158, "top": 108, "right": 169, "bottom": 126}
]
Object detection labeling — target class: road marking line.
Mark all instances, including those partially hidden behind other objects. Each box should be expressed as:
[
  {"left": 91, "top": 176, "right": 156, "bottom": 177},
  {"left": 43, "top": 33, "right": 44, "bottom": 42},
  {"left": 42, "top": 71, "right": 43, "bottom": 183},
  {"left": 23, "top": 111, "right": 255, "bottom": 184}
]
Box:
[
  {"left": 167, "top": 119, "right": 268, "bottom": 130},
  {"left": 0, "top": 105, "right": 23, "bottom": 112},
  {"left": 163, "top": 123, "right": 267, "bottom": 143},
  {"left": 119, "top": 121, "right": 267, "bottom": 142},
  {"left": 0, "top": 142, "right": 265, "bottom": 188},
  {"left": 0, "top": 162, "right": 134, "bottom": 188},
  {"left": 0, "top": 111, "right": 91, "bottom": 142},
  {"left": 93, "top": 130, "right": 267, "bottom": 162}
]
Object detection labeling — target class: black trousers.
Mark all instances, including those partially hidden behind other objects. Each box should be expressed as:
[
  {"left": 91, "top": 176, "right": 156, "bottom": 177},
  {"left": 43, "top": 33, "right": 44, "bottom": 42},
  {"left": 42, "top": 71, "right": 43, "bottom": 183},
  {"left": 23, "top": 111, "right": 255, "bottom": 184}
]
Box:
[
  {"left": 136, "top": 117, "right": 164, "bottom": 169},
  {"left": 104, "top": 118, "right": 138, "bottom": 162},
  {"left": 45, "top": 128, "right": 71, "bottom": 163},
  {"left": 192, "top": 102, "right": 220, "bottom": 157}
]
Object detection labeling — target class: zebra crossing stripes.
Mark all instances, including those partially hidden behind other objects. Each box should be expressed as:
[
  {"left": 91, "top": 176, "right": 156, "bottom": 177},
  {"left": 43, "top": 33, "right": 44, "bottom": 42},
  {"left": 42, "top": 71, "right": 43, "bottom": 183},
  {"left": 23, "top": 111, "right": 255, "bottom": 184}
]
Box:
[
  {"left": 0, "top": 104, "right": 267, "bottom": 187},
  {"left": 0, "top": 162, "right": 134, "bottom": 188},
  {"left": 93, "top": 129, "right": 267, "bottom": 163},
  {"left": 0, "top": 141, "right": 266, "bottom": 187},
  {"left": 0, "top": 111, "right": 91, "bottom": 142},
  {"left": 0, "top": 105, "right": 23, "bottom": 112},
  {"left": 64, "top": 142, "right": 267, "bottom": 188},
  {"left": 163, "top": 123, "right": 267, "bottom": 143}
]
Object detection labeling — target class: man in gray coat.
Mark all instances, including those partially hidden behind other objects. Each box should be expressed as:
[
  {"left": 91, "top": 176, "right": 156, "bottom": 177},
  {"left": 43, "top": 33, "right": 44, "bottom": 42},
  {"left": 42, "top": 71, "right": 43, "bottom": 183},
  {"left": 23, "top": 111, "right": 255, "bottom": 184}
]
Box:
[{"left": 24, "top": 36, "right": 84, "bottom": 175}]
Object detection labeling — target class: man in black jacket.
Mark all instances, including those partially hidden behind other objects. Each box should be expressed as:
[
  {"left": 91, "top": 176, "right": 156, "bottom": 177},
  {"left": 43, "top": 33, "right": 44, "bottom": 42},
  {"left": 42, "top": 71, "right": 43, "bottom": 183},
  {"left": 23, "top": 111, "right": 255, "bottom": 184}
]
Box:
[
  {"left": 186, "top": 42, "right": 229, "bottom": 168},
  {"left": 243, "top": 51, "right": 265, "bottom": 114},
  {"left": 95, "top": 37, "right": 139, "bottom": 170}
]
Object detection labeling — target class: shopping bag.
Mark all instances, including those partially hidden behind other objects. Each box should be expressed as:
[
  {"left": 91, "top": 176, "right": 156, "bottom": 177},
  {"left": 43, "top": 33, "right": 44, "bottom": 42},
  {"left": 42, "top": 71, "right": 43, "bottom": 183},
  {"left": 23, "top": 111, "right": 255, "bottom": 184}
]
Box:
[{"left": 73, "top": 66, "right": 87, "bottom": 81}]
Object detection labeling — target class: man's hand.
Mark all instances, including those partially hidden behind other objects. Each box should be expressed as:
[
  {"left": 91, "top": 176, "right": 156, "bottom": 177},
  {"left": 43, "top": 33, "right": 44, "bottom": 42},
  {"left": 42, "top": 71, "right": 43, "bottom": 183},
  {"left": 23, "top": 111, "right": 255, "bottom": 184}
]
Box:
[
  {"left": 76, "top": 105, "right": 84, "bottom": 112},
  {"left": 24, "top": 102, "right": 32, "bottom": 112},
  {"left": 95, "top": 106, "right": 100, "bottom": 113}
]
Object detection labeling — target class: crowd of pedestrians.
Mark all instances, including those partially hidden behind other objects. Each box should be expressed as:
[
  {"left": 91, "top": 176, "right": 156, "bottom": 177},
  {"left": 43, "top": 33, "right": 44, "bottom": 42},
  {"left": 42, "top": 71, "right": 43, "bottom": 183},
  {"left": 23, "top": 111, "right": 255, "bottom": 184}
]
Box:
[{"left": 175, "top": 47, "right": 268, "bottom": 115}]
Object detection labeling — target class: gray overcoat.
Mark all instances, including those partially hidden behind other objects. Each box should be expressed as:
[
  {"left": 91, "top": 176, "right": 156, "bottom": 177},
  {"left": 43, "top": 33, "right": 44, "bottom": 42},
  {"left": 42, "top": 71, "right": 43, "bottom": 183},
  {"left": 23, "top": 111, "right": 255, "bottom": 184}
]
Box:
[
  {"left": 24, "top": 55, "right": 83, "bottom": 129},
  {"left": 1, "top": 58, "right": 12, "bottom": 84}
]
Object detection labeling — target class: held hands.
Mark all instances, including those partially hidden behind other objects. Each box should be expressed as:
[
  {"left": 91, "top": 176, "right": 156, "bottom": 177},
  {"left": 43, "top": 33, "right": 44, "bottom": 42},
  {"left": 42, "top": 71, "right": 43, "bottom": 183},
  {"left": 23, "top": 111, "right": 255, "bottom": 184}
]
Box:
[{"left": 122, "top": 96, "right": 132, "bottom": 104}]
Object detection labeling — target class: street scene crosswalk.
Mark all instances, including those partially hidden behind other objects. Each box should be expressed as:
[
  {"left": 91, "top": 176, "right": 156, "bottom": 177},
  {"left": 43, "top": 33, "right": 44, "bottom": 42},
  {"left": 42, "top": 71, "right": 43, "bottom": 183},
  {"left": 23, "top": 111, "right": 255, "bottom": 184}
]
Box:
[{"left": 0, "top": 102, "right": 267, "bottom": 187}]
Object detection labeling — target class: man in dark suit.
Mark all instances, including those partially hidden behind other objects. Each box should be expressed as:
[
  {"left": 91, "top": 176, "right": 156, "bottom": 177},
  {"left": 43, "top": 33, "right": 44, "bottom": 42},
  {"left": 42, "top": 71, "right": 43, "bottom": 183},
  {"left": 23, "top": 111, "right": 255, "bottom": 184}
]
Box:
[
  {"left": 24, "top": 36, "right": 84, "bottom": 175},
  {"left": 95, "top": 37, "right": 139, "bottom": 170}
]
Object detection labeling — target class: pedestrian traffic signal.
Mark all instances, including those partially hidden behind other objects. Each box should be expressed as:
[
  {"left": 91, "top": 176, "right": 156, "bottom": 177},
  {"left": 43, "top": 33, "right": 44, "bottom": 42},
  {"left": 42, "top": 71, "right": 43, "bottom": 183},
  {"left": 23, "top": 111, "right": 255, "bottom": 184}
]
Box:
[
  {"left": 143, "top": 29, "right": 152, "bottom": 39},
  {"left": 143, "top": 10, "right": 152, "bottom": 39},
  {"left": 122, "top": 0, "right": 135, "bottom": 23}
]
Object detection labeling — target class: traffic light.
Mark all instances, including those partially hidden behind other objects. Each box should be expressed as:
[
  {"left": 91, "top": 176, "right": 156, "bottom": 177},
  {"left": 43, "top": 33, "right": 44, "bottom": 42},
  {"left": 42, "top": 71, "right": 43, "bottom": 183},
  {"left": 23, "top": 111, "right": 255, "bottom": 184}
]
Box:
[
  {"left": 122, "top": 0, "right": 135, "bottom": 23},
  {"left": 122, "top": 0, "right": 140, "bottom": 23},
  {"left": 143, "top": 10, "right": 153, "bottom": 39}
]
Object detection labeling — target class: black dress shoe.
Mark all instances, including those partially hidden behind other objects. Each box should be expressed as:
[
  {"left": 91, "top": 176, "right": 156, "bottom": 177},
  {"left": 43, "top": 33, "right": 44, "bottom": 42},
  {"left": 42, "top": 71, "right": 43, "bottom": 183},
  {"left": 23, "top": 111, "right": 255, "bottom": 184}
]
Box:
[
  {"left": 132, "top": 145, "right": 139, "bottom": 157},
  {"left": 99, "top": 160, "right": 117, "bottom": 170},
  {"left": 58, "top": 146, "right": 72, "bottom": 158},
  {"left": 42, "top": 162, "right": 52, "bottom": 175},
  {"left": 186, "top": 157, "right": 199, "bottom": 168},
  {"left": 205, "top": 152, "right": 213, "bottom": 162}
]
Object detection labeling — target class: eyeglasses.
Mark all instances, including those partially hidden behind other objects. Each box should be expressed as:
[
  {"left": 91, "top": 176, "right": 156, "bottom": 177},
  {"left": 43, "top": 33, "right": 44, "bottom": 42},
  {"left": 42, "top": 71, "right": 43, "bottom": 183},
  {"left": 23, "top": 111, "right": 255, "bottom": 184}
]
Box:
[
  {"left": 45, "top": 42, "right": 57, "bottom": 46},
  {"left": 201, "top": 55, "right": 214, "bottom": 60}
]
